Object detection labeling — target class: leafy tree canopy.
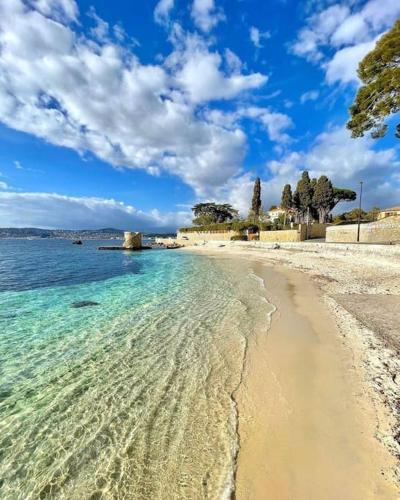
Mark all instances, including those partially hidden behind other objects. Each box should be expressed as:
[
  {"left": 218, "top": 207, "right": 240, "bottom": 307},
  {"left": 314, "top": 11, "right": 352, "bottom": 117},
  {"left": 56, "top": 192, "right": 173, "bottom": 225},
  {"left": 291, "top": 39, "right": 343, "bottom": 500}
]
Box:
[
  {"left": 347, "top": 19, "right": 400, "bottom": 139},
  {"left": 331, "top": 188, "right": 357, "bottom": 209},
  {"left": 191, "top": 203, "right": 239, "bottom": 225}
]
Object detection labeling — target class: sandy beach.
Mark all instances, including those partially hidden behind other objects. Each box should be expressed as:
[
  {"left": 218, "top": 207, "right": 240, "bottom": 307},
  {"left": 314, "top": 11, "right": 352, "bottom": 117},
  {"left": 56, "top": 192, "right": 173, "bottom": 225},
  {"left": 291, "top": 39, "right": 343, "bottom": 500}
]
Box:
[{"left": 186, "top": 242, "right": 400, "bottom": 499}]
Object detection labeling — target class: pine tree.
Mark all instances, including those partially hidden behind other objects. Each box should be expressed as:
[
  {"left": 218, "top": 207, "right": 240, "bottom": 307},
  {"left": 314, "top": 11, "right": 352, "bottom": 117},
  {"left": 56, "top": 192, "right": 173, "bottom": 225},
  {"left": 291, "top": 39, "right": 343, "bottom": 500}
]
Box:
[
  {"left": 347, "top": 19, "right": 400, "bottom": 139},
  {"left": 251, "top": 177, "right": 262, "bottom": 222},
  {"left": 313, "top": 175, "right": 334, "bottom": 223}
]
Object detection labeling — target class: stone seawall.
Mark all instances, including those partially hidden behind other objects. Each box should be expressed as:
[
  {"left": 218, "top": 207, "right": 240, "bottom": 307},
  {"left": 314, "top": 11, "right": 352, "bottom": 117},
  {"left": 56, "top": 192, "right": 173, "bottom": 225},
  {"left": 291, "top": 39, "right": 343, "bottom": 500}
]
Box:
[
  {"left": 259, "top": 228, "right": 303, "bottom": 242},
  {"left": 326, "top": 217, "right": 400, "bottom": 244}
]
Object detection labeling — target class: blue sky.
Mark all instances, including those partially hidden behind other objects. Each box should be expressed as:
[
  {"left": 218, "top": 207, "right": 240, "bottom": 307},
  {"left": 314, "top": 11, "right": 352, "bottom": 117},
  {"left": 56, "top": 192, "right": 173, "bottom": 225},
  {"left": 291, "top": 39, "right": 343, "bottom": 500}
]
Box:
[{"left": 0, "top": 0, "right": 399, "bottom": 230}]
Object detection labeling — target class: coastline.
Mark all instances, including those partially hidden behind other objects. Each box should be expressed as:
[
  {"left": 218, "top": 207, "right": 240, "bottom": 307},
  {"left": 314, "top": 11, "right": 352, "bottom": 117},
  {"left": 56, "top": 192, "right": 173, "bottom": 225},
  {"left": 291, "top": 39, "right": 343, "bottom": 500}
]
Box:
[{"left": 185, "top": 243, "right": 400, "bottom": 498}]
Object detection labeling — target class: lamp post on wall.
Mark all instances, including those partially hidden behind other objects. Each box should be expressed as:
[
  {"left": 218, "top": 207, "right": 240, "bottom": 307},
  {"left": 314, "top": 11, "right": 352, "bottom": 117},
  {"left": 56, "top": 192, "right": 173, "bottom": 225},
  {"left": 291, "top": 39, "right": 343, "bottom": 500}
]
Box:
[{"left": 356, "top": 181, "right": 363, "bottom": 243}]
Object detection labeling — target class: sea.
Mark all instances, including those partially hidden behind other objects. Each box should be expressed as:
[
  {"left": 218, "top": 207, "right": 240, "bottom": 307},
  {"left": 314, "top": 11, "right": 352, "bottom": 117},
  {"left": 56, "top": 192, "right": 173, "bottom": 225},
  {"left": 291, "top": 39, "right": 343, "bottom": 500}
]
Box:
[{"left": 0, "top": 239, "right": 273, "bottom": 499}]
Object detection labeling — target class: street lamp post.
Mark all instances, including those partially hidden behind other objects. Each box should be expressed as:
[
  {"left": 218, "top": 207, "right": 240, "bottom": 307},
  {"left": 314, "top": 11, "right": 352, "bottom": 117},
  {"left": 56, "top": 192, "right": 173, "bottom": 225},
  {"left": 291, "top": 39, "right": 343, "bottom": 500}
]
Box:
[{"left": 356, "top": 181, "right": 363, "bottom": 243}]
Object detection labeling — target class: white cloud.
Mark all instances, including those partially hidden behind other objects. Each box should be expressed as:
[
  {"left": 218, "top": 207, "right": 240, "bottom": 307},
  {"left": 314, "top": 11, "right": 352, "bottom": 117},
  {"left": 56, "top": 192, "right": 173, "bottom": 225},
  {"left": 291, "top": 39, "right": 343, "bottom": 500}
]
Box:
[
  {"left": 250, "top": 26, "right": 271, "bottom": 49},
  {"left": 224, "top": 48, "right": 242, "bottom": 74},
  {"left": 324, "top": 39, "right": 376, "bottom": 84},
  {"left": 291, "top": 5, "right": 350, "bottom": 62},
  {"left": 0, "top": 181, "right": 8, "bottom": 190},
  {"left": 88, "top": 7, "right": 109, "bottom": 41},
  {"left": 33, "top": 0, "right": 78, "bottom": 22},
  {"left": 205, "top": 106, "right": 293, "bottom": 144},
  {"left": 191, "top": 0, "right": 225, "bottom": 33},
  {"left": 172, "top": 45, "right": 267, "bottom": 102},
  {"left": 154, "top": 0, "right": 175, "bottom": 26},
  {"left": 264, "top": 126, "right": 400, "bottom": 209},
  {"left": 14, "top": 161, "right": 23, "bottom": 170},
  {"left": 0, "top": 191, "right": 191, "bottom": 231},
  {"left": 0, "top": 1, "right": 268, "bottom": 197},
  {"left": 291, "top": 0, "right": 400, "bottom": 85},
  {"left": 300, "top": 89, "right": 319, "bottom": 103}
]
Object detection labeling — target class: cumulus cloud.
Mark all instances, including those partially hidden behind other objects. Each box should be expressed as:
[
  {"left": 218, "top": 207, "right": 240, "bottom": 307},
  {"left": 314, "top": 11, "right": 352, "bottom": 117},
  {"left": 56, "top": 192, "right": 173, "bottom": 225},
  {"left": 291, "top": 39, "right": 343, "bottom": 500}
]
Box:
[
  {"left": 0, "top": 0, "right": 268, "bottom": 197},
  {"left": 324, "top": 39, "right": 376, "bottom": 85},
  {"left": 291, "top": 0, "right": 400, "bottom": 84},
  {"left": 264, "top": 126, "right": 400, "bottom": 209},
  {"left": 0, "top": 191, "right": 191, "bottom": 231},
  {"left": 205, "top": 106, "right": 293, "bottom": 144},
  {"left": 191, "top": 0, "right": 225, "bottom": 33},
  {"left": 0, "top": 181, "right": 9, "bottom": 190}
]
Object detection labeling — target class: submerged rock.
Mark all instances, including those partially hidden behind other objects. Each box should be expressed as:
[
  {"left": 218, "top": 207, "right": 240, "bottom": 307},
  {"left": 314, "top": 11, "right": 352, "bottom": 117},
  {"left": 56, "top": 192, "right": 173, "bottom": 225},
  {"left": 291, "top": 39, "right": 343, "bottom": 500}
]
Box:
[{"left": 71, "top": 300, "right": 100, "bottom": 308}]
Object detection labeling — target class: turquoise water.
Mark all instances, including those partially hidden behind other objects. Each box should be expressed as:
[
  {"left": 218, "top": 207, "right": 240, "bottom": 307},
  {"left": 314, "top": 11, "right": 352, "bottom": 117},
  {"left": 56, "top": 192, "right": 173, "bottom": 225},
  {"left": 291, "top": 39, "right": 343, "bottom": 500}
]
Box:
[{"left": 0, "top": 240, "right": 271, "bottom": 499}]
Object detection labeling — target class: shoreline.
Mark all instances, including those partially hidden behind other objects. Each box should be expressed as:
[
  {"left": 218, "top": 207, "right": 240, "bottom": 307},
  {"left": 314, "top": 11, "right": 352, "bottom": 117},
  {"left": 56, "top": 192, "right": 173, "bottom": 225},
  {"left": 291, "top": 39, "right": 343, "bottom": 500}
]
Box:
[{"left": 185, "top": 244, "right": 400, "bottom": 498}]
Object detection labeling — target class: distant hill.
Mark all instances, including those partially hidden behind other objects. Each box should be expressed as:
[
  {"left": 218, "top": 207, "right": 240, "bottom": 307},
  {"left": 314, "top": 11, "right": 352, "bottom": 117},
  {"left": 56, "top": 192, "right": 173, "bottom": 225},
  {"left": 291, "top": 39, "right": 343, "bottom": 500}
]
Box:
[{"left": 0, "top": 228, "right": 176, "bottom": 239}]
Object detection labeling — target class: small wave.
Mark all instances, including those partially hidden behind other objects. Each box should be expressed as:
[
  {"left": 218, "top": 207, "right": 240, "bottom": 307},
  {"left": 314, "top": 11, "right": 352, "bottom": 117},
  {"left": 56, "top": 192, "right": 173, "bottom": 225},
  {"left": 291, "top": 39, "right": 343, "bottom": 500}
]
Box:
[{"left": 249, "top": 271, "right": 265, "bottom": 289}]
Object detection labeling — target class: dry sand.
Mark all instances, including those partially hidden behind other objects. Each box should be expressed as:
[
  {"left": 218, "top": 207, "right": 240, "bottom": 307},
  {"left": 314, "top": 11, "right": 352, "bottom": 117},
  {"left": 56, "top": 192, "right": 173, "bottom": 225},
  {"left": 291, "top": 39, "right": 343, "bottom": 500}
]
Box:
[{"left": 185, "top": 242, "right": 400, "bottom": 499}]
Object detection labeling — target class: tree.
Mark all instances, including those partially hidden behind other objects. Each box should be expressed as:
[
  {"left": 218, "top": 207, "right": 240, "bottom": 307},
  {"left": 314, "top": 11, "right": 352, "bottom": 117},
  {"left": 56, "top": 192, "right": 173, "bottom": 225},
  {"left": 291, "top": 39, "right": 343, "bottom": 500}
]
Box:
[
  {"left": 295, "top": 171, "right": 313, "bottom": 223},
  {"left": 367, "top": 206, "right": 380, "bottom": 221},
  {"left": 192, "top": 203, "right": 239, "bottom": 225},
  {"left": 313, "top": 175, "right": 334, "bottom": 223},
  {"left": 251, "top": 177, "right": 262, "bottom": 222},
  {"left": 281, "top": 184, "right": 293, "bottom": 210},
  {"left": 347, "top": 19, "right": 400, "bottom": 139},
  {"left": 330, "top": 188, "right": 357, "bottom": 211}
]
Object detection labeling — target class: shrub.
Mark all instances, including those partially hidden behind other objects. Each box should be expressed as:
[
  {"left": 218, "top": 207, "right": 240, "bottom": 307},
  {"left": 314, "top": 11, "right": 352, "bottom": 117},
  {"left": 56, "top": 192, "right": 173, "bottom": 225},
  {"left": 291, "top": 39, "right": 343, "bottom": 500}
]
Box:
[
  {"left": 179, "top": 220, "right": 270, "bottom": 233},
  {"left": 230, "top": 234, "right": 248, "bottom": 241}
]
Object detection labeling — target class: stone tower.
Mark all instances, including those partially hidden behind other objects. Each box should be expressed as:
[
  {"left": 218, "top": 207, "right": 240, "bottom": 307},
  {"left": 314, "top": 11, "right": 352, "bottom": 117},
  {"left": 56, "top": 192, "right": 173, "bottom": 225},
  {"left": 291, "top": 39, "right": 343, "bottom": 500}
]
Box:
[{"left": 123, "top": 232, "right": 142, "bottom": 249}]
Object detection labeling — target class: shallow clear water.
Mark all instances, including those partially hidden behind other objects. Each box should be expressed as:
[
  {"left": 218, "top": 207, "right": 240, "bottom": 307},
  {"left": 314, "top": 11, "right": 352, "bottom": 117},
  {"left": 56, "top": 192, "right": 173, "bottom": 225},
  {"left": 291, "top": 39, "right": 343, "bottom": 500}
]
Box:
[{"left": 0, "top": 240, "right": 272, "bottom": 499}]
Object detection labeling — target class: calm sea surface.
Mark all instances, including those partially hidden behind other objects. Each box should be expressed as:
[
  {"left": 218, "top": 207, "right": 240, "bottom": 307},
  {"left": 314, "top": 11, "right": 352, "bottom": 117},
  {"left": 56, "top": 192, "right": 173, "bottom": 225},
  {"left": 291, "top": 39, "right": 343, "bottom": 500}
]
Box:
[{"left": 0, "top": 240, "right": 272, "bottom": 499}]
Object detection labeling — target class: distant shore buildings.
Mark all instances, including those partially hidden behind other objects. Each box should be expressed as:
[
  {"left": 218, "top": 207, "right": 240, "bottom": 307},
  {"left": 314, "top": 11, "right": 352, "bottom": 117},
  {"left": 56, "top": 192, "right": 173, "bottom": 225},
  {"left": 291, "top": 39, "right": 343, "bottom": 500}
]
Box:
[{"left": 377, "top": 206, "right": 400, "bottom": 220}]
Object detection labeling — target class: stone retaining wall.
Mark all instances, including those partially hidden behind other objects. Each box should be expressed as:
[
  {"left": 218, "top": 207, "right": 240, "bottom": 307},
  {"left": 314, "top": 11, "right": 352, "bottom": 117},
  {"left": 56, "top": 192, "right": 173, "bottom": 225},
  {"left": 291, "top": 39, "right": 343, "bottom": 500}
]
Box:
[
  {"left": 326, "top": 217, "right": 400, "bottom": 244},
  {"left": 259, "top": 228, "right": 303, "bottom": 242}
]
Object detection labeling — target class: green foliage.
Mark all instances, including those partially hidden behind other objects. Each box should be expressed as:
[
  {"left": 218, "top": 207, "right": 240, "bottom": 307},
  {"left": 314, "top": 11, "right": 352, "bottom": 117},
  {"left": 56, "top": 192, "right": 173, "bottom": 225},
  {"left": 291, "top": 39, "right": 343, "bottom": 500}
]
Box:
[
  {"left": 281, "top": 184, "right": 293, "bottom": 210},
  {"left": 295, "top": 171, "right": 313, "bottom": 218},
  {"left": 347, "top": 19, "right": 400, "bottom": 139},
  {"left": 331, "top": 188, "right": 357, "bottom": 209},
  {"left": 230, "top": 234, "right": 248, "bottom": 241},
  {"left": 333, "top": 206, "right": 381, "bottom": 224},
  {"left": 313, "top": 175, "right": 334, "bottom": 223},
  {"left": 366, "top": 206, "right": 380, "bottom": 221},
  {"left": 251, "top": 177, "right": 262, "bottom": 220},
  {"left": 191, "top": 203, "right": 239, "bottom": 225},
  {"left": 179, "top": 220, "right": 269, "bottom": 233}
]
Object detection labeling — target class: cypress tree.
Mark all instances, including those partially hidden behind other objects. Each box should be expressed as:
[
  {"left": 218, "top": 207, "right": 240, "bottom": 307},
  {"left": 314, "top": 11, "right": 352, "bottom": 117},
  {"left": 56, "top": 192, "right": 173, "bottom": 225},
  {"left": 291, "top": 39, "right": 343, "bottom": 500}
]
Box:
[
  {"left": 251, "top": 177, "right": 262, "bottom": 222},
  {"left": 313, "top": 175, "right": 334, "bottom": 223},
  {"left": 281, "top": 184, "right": 293, "bottom": 210},
  {"left": 296, "top": 171, "right": 313, "bottom": 223}
]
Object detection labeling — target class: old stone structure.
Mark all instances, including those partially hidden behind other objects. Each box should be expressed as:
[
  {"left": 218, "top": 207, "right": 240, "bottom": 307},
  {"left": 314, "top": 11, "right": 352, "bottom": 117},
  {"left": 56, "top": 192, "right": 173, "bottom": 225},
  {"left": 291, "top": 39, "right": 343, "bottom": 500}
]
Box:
[{"left": 123, "top": 231, "right": 142, "bottom": 249}]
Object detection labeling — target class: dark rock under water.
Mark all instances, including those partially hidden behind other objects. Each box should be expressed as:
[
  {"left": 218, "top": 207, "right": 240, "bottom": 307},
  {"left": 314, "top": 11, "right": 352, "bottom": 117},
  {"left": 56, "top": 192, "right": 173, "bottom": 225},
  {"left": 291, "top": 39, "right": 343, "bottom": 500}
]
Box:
[{"left": 71, "top": 301, "right": 100, "bottom": 308}]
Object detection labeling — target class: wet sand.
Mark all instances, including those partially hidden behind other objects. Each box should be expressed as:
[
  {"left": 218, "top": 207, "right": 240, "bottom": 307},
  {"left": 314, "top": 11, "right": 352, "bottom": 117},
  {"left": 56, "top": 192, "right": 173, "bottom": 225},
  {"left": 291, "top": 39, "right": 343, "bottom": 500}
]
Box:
[
  {"left": 234, "top": 261, "right": 398, "bottom": 499},
  {"left": 190, "top": 247, "right": 399, "bottom": 499}
]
